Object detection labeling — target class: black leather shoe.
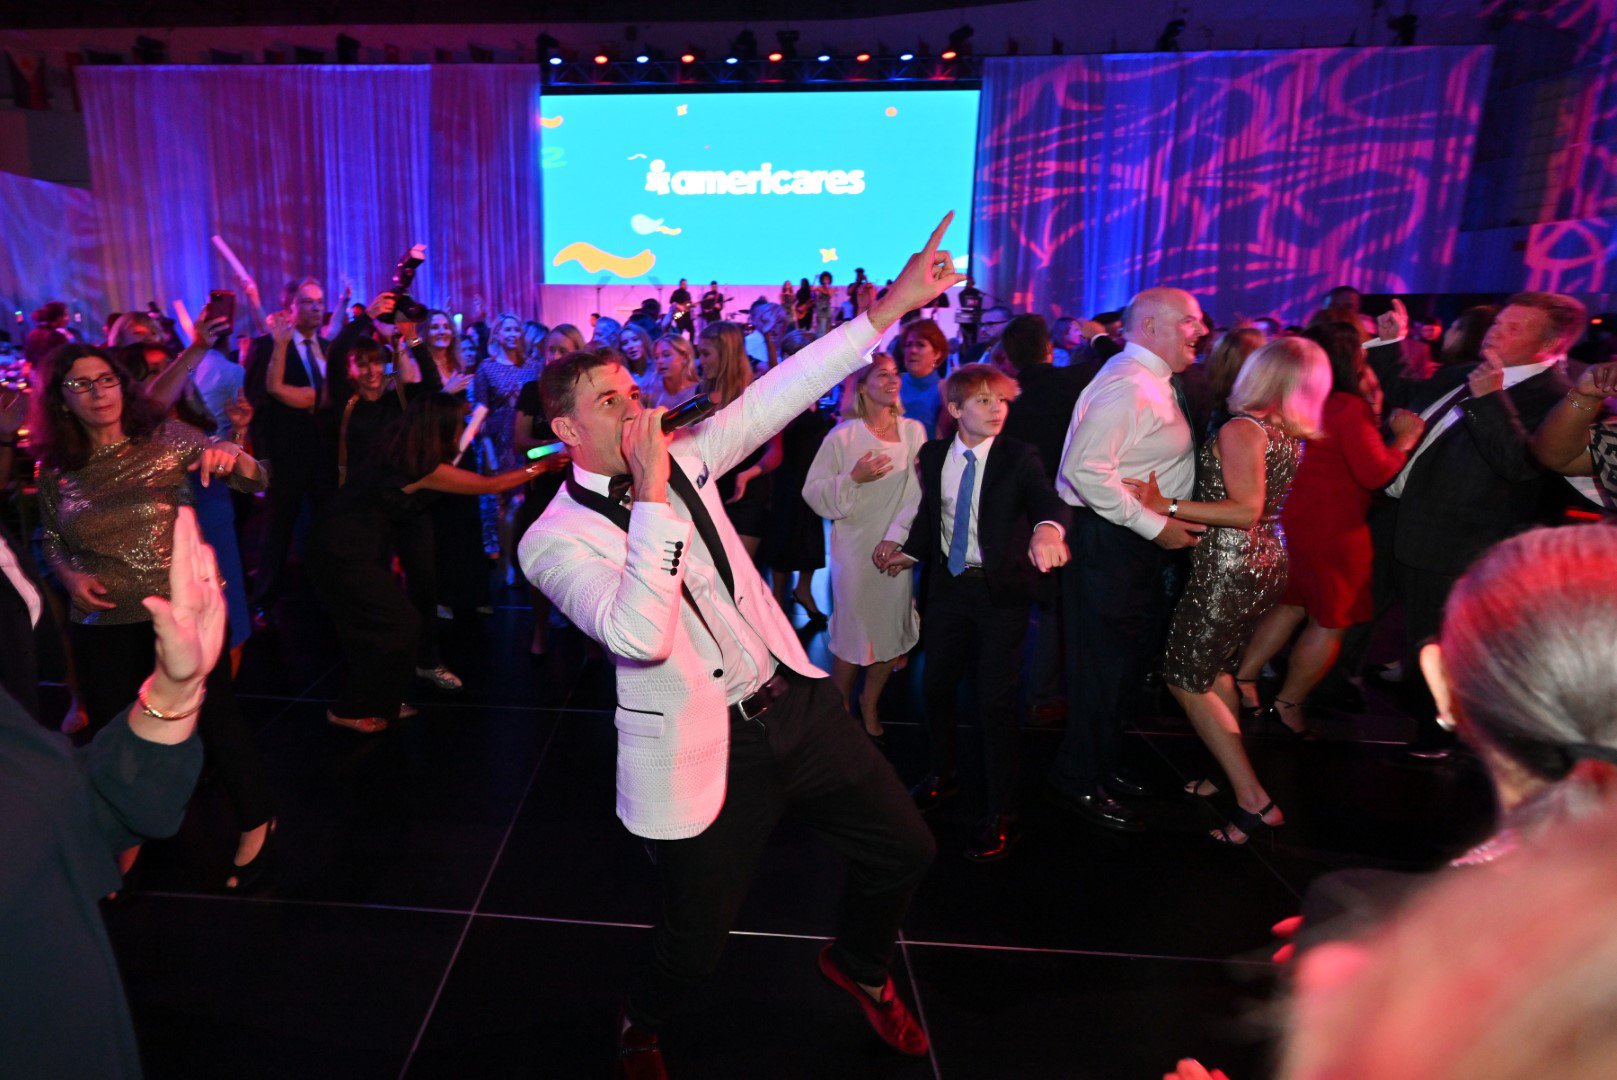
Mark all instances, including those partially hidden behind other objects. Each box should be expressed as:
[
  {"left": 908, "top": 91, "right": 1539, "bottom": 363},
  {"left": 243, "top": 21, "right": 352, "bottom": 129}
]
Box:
[
  {"left": 1046, "top": 784, "right": 1146, "bottom": 833},
  {"left": 964, "top": 814, "right": 1021, "bottom": 862},
  {"left": 909, "top": 774, "right": 960, "bottom": 812},
  {"left": 1102, "top": 771, "right": 1155, "bottom": 798}
]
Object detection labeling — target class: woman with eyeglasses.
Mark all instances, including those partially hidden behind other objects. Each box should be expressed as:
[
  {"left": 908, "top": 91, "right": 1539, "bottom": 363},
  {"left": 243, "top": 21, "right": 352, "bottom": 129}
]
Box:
[{"left": 31, "top": 343, "right": 277, "bottom": 891}]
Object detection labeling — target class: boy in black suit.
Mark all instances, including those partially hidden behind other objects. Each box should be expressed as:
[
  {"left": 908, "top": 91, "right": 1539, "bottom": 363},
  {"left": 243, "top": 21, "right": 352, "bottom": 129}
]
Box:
[{"left": 875, "top": 364, "right": 1072, "bottom": 861}]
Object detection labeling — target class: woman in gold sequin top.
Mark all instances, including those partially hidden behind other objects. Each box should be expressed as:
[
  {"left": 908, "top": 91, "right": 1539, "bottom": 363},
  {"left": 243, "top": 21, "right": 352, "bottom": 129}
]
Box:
[
  {"left": 1125, "top": 337, "right": 1330, "bottom": 846},
  {"left": 32, "top": 343, "right": 278, "bottom": 890}
]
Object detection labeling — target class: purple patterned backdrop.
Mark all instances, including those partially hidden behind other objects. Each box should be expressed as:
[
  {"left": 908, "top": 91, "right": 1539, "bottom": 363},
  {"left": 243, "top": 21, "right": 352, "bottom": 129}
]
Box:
[{"left": 971, "top": 49, "right": 1494, "bottom": 323}]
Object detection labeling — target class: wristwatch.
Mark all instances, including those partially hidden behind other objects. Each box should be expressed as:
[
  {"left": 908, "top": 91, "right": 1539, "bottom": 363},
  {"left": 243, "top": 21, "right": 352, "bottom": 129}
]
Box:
[{"left": 1168, "top": 499, "right": 1180, "bottom": 518}]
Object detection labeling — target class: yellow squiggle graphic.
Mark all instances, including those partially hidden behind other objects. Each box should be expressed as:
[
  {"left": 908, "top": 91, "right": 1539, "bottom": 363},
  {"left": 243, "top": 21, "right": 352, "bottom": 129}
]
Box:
[
  {"left": 539, "top": 116, "right": 564, "bottom": 128},
  {"left": 553, "top": 242, "right": 657, "bottom": 278}
]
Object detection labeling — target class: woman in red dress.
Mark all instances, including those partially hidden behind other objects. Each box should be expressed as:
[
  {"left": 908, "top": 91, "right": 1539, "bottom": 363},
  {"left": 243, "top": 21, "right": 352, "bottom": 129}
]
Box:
[{"left": 1234, "top": 323, "right": 1424, "bottom": 736}]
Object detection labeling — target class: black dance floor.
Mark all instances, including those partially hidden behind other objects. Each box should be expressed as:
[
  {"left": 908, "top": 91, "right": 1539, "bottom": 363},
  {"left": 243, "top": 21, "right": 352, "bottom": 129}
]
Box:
[{"left": 84, "top": 570, "right": 1495, "bottom": 1079}]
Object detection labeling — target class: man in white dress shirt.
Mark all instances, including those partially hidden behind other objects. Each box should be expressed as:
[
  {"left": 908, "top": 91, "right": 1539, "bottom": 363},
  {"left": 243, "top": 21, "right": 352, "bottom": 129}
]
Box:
[
  {"left": 520, "top": 217, "right": 963, "bottom": 1078},
  {"left": 1048, "top": 287, "right": 1207, "bottom": 832}
]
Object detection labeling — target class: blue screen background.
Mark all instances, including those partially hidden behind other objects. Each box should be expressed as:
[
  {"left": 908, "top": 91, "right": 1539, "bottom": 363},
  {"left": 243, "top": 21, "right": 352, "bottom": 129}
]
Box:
[{"left": 540, "top": 89, "right": 979, "bottom": 286}]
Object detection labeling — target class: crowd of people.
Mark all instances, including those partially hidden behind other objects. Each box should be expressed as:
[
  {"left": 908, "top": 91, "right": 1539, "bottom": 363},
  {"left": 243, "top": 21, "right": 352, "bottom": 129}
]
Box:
[{"left": 1, "top": 233, "right": 1615, "bottom": 1076}]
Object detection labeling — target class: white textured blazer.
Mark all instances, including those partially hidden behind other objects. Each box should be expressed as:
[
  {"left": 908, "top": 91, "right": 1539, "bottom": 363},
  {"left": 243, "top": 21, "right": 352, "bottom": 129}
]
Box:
[{"left": 519, "top": 315, "right": 880, "bottom": 840}]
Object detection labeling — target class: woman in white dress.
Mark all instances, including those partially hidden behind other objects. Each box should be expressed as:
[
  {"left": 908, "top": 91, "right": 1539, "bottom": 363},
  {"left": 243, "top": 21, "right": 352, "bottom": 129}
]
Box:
[{"left": 803, "top": 353, "right": 926, "bottom": 740}]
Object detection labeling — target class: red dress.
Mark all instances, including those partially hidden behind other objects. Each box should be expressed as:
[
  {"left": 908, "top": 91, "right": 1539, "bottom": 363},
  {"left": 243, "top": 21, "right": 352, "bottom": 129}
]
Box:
[{"left": 1280, "top": 392, "right": 1409, "bottom": 628}]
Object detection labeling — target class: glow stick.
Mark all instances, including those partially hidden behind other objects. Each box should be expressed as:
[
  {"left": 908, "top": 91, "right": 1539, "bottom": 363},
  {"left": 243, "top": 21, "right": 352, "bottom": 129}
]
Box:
[
  {"left": 453, "top": 312, "right": 463, "bottom": 335},
  {"left": 458, "top": 404, "right": 488, "bottom": 454},
  {"left": 172, "top": 299, "right": 196, "bottom": 346},
  {"left": 210, "top": 234, "right": 253, "bottom": 286}
]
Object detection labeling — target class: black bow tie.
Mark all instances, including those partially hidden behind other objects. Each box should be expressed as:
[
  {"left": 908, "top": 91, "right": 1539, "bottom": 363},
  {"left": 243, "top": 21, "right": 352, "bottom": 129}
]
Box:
[{"left": 608, "top": 474, "right": 634, "bottom": 505}]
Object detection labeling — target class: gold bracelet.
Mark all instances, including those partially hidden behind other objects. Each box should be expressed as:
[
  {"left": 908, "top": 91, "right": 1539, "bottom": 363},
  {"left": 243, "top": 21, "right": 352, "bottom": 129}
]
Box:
[
  {"left": 136, "top": 679, "right": 206, "bottom": 721},
  {"left": 1567, "top": 391, "right": 1599, "bottom": 411}
]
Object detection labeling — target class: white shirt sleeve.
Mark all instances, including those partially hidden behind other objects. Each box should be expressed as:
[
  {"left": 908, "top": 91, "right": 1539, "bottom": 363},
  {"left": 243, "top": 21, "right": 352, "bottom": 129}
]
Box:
[{"left": 1061, "top": 380, "right": 1169, "bottom": 541}]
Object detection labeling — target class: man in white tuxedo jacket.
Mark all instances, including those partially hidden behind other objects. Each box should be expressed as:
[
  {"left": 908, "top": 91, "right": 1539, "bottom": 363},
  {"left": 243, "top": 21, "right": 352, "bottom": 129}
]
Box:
[{"left": 519, "top": 217, "right": 964, "bottom": 1077}]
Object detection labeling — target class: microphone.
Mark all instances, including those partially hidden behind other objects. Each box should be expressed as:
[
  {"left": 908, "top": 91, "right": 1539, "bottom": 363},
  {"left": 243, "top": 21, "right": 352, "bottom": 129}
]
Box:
[{"left": 660, "top": 393, "right": 718, "bottom": 433}]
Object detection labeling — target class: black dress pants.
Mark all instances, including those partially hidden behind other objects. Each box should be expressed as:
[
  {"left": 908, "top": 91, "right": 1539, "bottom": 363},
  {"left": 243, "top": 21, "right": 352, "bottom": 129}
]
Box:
[
  {"left": 310, "top": 554, "right": 419, "bottom": 722},
  {"left": 70, "top": 620, "right": 273, "bottom": 830},
  {"left": 1049, "top": 509, "right": 1166, "bottom": 796},
  {"left": 251, "top": 449, "right": 325, "bottom": 609},
  {"left": 920, "top": 573, "right": 1030, "bottom": 816},
  {"left": 391, "top": 515, "right": 440, "bottom": 669},
  {"left": 629, "top": 671, "right": 936, "bottom": 1032}
]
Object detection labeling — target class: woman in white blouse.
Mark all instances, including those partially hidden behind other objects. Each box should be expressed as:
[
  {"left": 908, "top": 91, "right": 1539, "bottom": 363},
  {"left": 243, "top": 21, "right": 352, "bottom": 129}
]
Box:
[{"left": 803, "top": 353, "right": 926, "bottom": 740}]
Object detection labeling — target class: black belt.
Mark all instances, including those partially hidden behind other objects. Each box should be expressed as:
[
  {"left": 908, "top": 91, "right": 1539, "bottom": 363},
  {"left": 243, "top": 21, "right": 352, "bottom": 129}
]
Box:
[
  {"left": 953, "top": 566, "right": 986, "bottom": 579},
  {"left": 731, "top": 672, "right": 791, "bottom": 724}
]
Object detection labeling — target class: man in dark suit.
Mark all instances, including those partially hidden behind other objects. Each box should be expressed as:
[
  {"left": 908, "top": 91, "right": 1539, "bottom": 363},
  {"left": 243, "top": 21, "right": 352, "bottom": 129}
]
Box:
[
  {"left": 0, "top": 519, "right": 66, "bottom": 724},
  {"left": 242, "top": 278, "right": 338, "bottom": 630},
  {"left": 1001, "top": 315, "right": 1092, "bottom": 725},
  {"left": 876, "top": 363, "right": 1072, "bottom": 861},
  {"left": 1369, "top": 292, "right": 1582, "bottom": 755}
]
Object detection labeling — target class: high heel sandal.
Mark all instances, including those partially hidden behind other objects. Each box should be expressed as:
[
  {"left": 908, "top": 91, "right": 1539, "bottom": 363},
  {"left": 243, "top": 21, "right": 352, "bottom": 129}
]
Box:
[
  {"left": 792, "top": 592, "right": 829, "bottom": 626},
  {"left": 1210, "top": 801, "right": 1282, "bottom": 846},
  {"left": 225, "top": 819, "right": 278, "bottom": 892},
  {"left": 1183, "top": 777, "right": 1221, "bottom": 799},
  {"left": 1261, "top": 698, "right": 1320, "bottom": 741},
  {"left": 1234, "top": 677, "right": 1263, "bottom": 721}
]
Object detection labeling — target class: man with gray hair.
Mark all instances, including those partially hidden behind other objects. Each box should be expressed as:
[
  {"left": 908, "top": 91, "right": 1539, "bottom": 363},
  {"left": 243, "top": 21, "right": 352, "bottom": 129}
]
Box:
[
  {"left": 1047, "top": 287, "right": 1208, "bottom": 831},
  {"left": 1368, "top": 291, "right": 1580, "bottom": 759}
]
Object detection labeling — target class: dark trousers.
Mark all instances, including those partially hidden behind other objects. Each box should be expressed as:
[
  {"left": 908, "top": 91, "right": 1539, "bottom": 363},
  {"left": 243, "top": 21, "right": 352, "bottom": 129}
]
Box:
[
  {"left": 630, "top": 671, "right": 936, "bottom": 1032},
  {"left": 251, "top": 450, "right": 324, "bottom": 609},
  {"left": 392, "top": 516, "right": 440, "bottom": 669},
  {"left": 921, "top": 574, "right": 1030, "bottom": 816},
  {"left": 1027, "top": 591, "right": 1064, "bottom": 708},
  {"left": 70, "top": 620, "right": 273, "bottom": 830},
  {"left": 1050, "top": 510, "right": 1166, "bottom": 796},
  {"left": 311, "top": 555, "right": 420, "bottom": 722},
  {"left": 1397, "top": 559, "right": 1458, "bottom": 744},
  {"left": 429, "top": 493, "right": 491, "bottom": 611}
]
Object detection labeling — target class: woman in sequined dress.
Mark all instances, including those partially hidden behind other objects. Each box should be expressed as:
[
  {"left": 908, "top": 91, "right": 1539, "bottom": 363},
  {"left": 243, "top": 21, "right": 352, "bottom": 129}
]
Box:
[
  {"left": 1126, "top": 337, "right": 1330, "bottom": 845},
  {"left": 473, "top": 313, "right": 538, "bottom": 579},
  {"left": 32, "top": 343, "right": 278, "bottom": 889}
]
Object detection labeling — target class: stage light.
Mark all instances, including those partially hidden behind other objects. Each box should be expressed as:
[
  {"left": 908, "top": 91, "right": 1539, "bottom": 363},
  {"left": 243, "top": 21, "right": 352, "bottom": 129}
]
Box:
[
  {"left": 1155, "top": 19, "right": 1186, "bottom": 51},
  {"left": 336, "top": 33, "right": 360, "bottom": 64},
  {"left": 855, "top": 52, "right": 871, "bottom": 63},
  {"left": 636, "top": 54, "right": 649, "bottom": 63},
  {"left": 681, "top": 52, "right": 696, "bottom": 63},
  {"left": 775, "top": 30, "right": 800, "bottom": 60},
  {"left": 730, "top": 29, "right": 758, "bottom": 59},
  {"left": 941, "top": 49, "right": 958, "bottom": 60},
  {"left": 947, "top": 25, "right": 974, "bottom": 55},
  {"left": 817, "top": 53, "right": 832, "bottom": 62},
  {"left": 725, "top": 56, "right": 738, "bottom": 65},
  {"left": 594, "top": 53, "right": 609, "bottom": 64},
  {"left": 133, "top": 35, "right": 168, "bottom": 64},
  {"left": 768, "top": 51, "right": 783, "bottom": 62},
  {"left": 549, "top": 56, "right": 563, "bottom": 66},
  {"left": 899, "top": 52, "right": 914, "bottom": 61}
]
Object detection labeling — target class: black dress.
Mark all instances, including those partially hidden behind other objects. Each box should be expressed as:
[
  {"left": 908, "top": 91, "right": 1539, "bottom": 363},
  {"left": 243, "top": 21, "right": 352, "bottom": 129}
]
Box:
[
  {"left": 765, "top": 406, "right": 833, "bottom": 572},
  {"left": 0, "top": 690, "right": 203, "bottom": 1078}
]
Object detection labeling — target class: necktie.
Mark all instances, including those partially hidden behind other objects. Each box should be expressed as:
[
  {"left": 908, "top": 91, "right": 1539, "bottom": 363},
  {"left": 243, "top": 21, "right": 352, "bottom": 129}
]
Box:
[
  {"left": 1170, "top": 373, "right": 1194, "bottom": 441},
  {"left": 947, "top": 448, "right": 976, "bottom": 577},
  {"left": 303, "top": 339, "right": 325, "bottom": 402},
  {"left": 608, "top": 473, "right": 633, "bottom": 506}
]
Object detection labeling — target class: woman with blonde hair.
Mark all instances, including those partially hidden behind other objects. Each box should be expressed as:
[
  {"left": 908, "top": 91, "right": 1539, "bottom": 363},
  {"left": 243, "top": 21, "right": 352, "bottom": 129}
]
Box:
[
  {"left": 803, "top": 352, "right": 927, "bottom": 739},
  {"left": 640, "top": 333, "right": 700, "bottom": 409},
  {"left": 698, "top": 321, "right": 779, "bottom": 556},
  {"left": 617, "top": 321, "right": 655, "bottom": 379},
  {"left": 1126, "top": 336, "right": 1331, "bottom": 843}
]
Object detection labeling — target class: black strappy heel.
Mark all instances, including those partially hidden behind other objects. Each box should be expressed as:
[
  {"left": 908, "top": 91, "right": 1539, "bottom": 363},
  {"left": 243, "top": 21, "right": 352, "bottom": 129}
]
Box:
[{"left": 1210, "top": 801, "right": 1282, "bottom": 846}]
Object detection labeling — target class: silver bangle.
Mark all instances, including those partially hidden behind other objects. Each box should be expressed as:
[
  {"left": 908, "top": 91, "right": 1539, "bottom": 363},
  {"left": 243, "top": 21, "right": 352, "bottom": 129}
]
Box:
[{"left": 1168, "top": 499, "right": 1180, "bottom": 518}]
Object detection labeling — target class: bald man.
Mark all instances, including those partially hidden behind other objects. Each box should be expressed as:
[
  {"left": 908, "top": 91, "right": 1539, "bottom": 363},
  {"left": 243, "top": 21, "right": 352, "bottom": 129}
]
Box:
[{"left": 1048, "top": 287, "right": 1207, "bottom": 832}]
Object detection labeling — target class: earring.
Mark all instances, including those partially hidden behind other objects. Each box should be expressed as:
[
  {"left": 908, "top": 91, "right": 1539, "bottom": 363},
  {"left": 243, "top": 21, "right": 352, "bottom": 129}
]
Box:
[{"left": 1436, "top": 713, "right": 1457, "bottom": 732}]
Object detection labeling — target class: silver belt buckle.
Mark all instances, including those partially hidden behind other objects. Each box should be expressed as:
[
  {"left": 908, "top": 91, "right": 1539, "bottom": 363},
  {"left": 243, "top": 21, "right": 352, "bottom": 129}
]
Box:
[{"left": 738, "top": 690, "right": 767, "bottom": 723}]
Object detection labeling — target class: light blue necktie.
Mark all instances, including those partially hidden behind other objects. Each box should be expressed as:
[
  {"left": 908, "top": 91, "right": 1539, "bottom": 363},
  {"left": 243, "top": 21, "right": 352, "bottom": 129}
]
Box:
[{"left": 947, "top": 448, "right": 976, "bottom": 577}]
